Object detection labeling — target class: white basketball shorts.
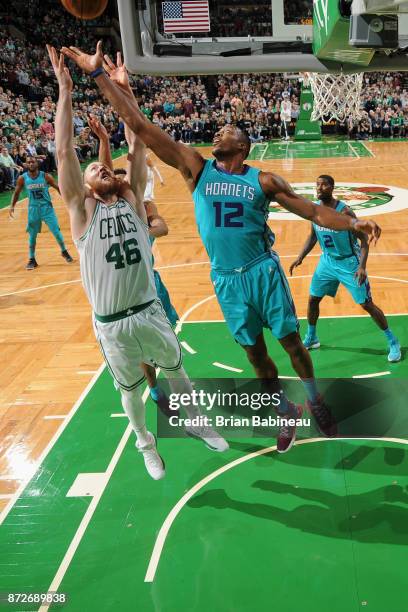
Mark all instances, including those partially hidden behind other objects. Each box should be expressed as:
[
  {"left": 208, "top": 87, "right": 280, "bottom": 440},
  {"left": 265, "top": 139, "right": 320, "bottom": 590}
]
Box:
[{"left": 93, "top": 299, "right": 182, "bottom": 391}]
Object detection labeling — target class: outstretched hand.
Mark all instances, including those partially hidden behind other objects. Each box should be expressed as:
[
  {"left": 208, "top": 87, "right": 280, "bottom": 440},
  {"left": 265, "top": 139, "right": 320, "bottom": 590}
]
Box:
[
  {"left": 354, "top": 219, "right": 381, "bottom": 246},
  {"left": 46, "top": 45, "right": 73, "bottom": 91},
  {"left": 61, "top": 41, "right": 103, "bottom": 74},
  {"left": 103, "top": 52, "right": 132, "bottom": 95},
  {"left": 88, "top": 114, "right": 108, "bottom": 140}
]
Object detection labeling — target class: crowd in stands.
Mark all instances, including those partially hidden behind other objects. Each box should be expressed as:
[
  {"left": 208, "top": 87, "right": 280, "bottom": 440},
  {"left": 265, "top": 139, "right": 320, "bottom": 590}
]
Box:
[
  {"left": 0, "top": 0, "right": 119, "bottom": 191},
  {"left": 1, "top": 2, "right": 408, "bottom": 194},
  {"left": 285, "top": 0, "right": 313, "bottom": 25}
]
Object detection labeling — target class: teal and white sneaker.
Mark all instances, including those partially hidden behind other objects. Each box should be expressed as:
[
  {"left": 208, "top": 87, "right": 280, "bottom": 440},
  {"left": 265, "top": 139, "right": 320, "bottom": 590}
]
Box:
[
  {"left": 303, "top": 334, "right": 320, "bottom": 350},
  {"left": 388, "top": 339, "right": 401, "bottom": 363}
]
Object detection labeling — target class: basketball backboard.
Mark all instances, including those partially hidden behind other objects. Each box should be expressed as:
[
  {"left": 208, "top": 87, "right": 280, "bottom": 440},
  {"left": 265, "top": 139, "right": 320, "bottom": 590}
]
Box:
[{"left": 117, "top": 0, "right": 408, "bottom": 75}]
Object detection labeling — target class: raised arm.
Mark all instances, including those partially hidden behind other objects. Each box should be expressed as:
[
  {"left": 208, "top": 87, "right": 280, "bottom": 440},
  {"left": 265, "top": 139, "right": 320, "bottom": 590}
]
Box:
[
  {"left": 145, "top": 201, "right": 168, "bottom": 238},
  {"left": 47, "top": 45, "right": 86, "bottom": 238},
  {"left": 260, "top": 172, "right": 381, "bottom": 245},
  {"left": 9, "top": 175, "right": 25, "bottom": 218},
  {"left": 88, "top": 114, "right": 113, "bottom": 170},
  {"left": 123, "top": 122, "right": 147, "bottom": 222},
  {"left": 289, "top": 224, "right": 317, "bottom": 276},
  {"left": 61, "top": 43, "right": 205, "bottom": 191}
]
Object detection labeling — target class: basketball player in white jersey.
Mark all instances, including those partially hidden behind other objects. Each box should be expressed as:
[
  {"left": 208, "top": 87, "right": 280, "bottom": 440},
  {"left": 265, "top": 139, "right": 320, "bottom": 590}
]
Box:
[
  {"left": 280, "top": 93, "right": 292, "bottom": 140},
  {"left": 47, "top": 46, "right": 228, "bottom": 481},
  {"left": 88, "top": 113, "right": 178, "bottom": 413}
]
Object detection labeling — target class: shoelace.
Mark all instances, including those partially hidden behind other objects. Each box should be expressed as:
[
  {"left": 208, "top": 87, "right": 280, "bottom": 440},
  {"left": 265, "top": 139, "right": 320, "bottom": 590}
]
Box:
[
  {"left": 279, "top": 424, "right": 292, "bottom": 439},
  {"left": 311, "top": 403, "right": 331, "bottom": 426}
]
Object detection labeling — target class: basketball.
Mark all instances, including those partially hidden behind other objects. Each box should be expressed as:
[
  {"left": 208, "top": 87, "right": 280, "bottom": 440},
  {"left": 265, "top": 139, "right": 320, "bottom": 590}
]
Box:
[{"left": 60, "top": 0, "right": 108, "bottom": 20}]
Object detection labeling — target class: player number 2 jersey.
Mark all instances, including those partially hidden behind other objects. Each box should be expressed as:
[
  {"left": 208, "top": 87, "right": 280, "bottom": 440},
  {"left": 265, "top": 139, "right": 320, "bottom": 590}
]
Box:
[
  {"left": 313, "top": 200, "right": 360, "bottom": 260},
  {"left": 193, "top": 160, "right": 274, "bottom": 271},
  {"left": 75, "top": 198, "right": 156, "bottom": 315}
]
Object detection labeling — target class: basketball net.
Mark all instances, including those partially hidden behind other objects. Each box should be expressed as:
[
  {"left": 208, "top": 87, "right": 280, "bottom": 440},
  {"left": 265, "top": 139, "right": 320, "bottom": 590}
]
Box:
[{"left": 303, "top": 72, "right": 364, "bottom": 124}]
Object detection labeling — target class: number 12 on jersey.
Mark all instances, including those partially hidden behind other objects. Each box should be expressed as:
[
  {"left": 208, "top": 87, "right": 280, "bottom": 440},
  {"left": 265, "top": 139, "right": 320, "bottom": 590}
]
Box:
[{"left": 213, "top": 201, "right": 244, "bottom": 228}]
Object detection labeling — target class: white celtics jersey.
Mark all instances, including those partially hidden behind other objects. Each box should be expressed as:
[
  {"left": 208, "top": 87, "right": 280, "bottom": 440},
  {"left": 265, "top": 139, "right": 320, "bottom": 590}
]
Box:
[{"left": 75, "top": 198, "right": 156, "bottom": 316}]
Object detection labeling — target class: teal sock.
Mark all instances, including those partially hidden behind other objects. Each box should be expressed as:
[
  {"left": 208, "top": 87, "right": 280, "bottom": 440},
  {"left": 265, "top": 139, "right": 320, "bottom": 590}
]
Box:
[
  {"left": 384, "top": 328, "right": 396, "bottom": 342},
  {"left": 150, "top": 386, "right": 162, "bottom": 401},
  {"left": 302, "top": 378, "right": 319, "bottom": 404},
  {"left": 307, "top": 324, "right": 317, "bottom": 337},
  {"left": 277, "top": 392, "right": 297, "bottom": 416}
]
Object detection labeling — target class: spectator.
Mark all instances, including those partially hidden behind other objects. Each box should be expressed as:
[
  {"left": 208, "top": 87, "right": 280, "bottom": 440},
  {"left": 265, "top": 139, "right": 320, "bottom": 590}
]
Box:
[{"left": 0, "top": 145, "right": 22, "bottom": 187}]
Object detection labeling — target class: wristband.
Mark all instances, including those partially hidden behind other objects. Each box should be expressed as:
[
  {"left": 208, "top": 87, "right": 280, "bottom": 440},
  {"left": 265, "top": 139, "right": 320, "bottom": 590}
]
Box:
[
  {"left": 350, "top": 217, "right": 357, "bottom": 228},
  {"left": 90, "top": 67, "right": 104, "bottom": 79}
]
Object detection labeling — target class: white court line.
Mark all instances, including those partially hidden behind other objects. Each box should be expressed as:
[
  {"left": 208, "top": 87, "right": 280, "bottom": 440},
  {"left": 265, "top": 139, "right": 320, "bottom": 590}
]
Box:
[
  {"left": 185, "top": 312, "right": 408, "bottom": 323},
  {"left": 278, "top": 375, "right": 298, "bottom": 379},
  {"left": 360, "top": 141, "right": 375, "bottom": 158},
  {"left": 144, "top": 436, "right": 408, "bottom": 582},
  {"left": 0, "top": 363, "right": 105, "bottom": 526},
  {"left": 43, "top": 415, "right": 66, "bottom": 420},
  {"left": 259, "top": 144, "right": 268, "bottom": 161},
  {"left": 0, "top": 476, "right": 24, "bottom": 481},
  {"left": 213, "top": 362, "right": 243, "bottom": 373},
  {"left": 77, "top": 370, "right": 99, "bottom": 375},
  {"left": 1, "top": 256, "right": 408, "bottom": 301},
  {"left": 347, "top": 142, "right": 359, "bottom": 159},
  {"left": 38, "top": 385, "right": 150, "bottom": 612},
  {"left": 0, "top": 278, "right": 81, "bottom": 299},
  {"left": 110, "top": 413, "right": 127, "bottom": 418},
  {"left": 0, "top": 494, "right": 13, "bottom": 500},
  {"left": 180, "top": 340, "right": 196, "bottom": 355},
  {"left": 353, "top": 371, "right": 391, "bottom": 379}
]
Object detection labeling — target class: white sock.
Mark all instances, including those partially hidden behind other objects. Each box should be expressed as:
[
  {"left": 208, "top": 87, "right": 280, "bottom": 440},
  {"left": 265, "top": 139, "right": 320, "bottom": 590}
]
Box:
[{"left": 121, "top": 387, "right": 151, "bottom": 446}]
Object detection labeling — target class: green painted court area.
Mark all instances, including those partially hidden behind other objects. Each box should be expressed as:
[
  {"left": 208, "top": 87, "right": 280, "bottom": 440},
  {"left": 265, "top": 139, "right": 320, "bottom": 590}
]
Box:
[
  {"left": 0, "top": 318, "right": 407, "bottom": 612},
  {"left": 248, "top": 140, "right": 373, "bottom": 161}
]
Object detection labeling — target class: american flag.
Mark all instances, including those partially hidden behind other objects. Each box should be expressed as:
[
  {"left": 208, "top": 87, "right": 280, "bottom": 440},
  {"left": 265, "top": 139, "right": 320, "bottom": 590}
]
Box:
[{"left": 162, "top": 1, "right": 210, "bottom": 33}]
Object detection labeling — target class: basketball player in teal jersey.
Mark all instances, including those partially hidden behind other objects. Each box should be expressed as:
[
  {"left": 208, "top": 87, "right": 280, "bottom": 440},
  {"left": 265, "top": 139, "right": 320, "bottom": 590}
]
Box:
[
  {"left": 9, "top": 157, "right": 73, "bottom": 269},
  {"left": 290, "top": 175, "right": 401, "bottom": 362},
  {"left": 63, "top": 43, "right": 382, "bottom": 452}
]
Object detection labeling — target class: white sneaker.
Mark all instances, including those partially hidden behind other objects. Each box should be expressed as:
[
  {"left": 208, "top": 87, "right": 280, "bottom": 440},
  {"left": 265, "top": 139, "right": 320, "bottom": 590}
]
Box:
[
  {"left": 136, "top": 432, "right": 165, "bottom": 480},
  {"left": 185, "top": 425, "right": 229, "bottom": 452}
]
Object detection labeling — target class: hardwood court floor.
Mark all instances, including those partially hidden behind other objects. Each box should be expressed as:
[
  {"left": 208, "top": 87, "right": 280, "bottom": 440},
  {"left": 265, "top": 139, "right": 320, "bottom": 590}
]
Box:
[{"left": 1, "top": 140, "right": 408, "bottom": 513}]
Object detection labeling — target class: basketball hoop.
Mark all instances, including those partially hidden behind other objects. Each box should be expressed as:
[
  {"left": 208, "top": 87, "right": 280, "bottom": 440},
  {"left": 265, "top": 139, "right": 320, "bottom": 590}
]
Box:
[{"left": 304, "top": 72, "right": 364, "bottom": 124}]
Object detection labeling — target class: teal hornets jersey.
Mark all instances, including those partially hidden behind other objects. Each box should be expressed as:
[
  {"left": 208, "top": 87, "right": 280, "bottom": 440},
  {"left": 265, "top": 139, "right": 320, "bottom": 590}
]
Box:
[
  {"left": 313, "top": 200, "right": 360, "bottom": 259},
  {"left": 22, "top": 171, "right": 52, "bottom": 206},
  {"left": 193, "top": 160, "right": 274, "bottom": 271}
]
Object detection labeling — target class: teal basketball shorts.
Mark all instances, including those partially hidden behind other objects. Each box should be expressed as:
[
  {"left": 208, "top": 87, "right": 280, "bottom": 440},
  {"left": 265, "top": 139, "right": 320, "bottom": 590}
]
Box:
[
  {"left": 153, "top": 269, "right": 179, "bottom": 327},
  {"left": 26, "top": 203, "right": 60, "bottom": 235},
  {"left": 310, "top": 253, "right": 372, "bottom": 304},
  {"left": 210, "top": 252, "right": 299, "bottom": 346}
]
